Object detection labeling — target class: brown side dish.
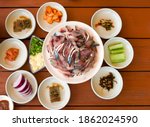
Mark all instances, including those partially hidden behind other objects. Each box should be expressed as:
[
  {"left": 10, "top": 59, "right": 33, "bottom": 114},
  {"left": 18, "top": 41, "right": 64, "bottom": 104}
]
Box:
[
  {"left": 13, "top": 16, "right": 32, "bottom": 32},
  {"left": 99, "top": 72, "right": 116, "bottom": 91},
  {"left": 47, "top": 83, "right": 63, "bottom": 103},
  {"left": 95, "top": 19, "right": 114, "bottom": 31},
  {"left": 0, "top": 100, "right": 9, "bottom": 110}
]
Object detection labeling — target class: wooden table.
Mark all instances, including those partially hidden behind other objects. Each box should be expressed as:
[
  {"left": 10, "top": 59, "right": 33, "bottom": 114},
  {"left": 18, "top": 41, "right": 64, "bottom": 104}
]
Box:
[{"left": 1, "top": 0, "right": 150, "bottom": 110}]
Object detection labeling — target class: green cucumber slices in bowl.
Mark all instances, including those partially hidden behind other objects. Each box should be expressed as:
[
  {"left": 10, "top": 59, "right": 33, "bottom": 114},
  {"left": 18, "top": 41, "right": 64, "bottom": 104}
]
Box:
[
  {"left": 108, "top": 43, "right": 126, "bottom": 63},
  {"left": 104, "top": 37, "right": 134, "bottom": 69}
]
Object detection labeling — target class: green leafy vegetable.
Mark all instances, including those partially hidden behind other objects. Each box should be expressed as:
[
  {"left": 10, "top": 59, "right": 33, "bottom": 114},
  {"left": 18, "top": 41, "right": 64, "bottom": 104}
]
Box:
[{"left": 30, "top": 36, "right": 43, "bottom": 56}]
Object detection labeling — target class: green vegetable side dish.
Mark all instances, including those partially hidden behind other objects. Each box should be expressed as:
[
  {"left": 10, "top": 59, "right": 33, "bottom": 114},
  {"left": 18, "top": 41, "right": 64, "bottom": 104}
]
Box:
[
  {"left": 110, "top": 53, "right": 126, "bottom": 63},
  {"left": 108, "top": 42, "right": 126, "bottom": 63},
  {"left": 30, "top": 36, "right": 43, "bottom": 56},
  {"left": 108, "top": 43, "right": 123, "bottom": 51},
  {"left": 110, "top": 48, "right": 124, "bottom": 54}
]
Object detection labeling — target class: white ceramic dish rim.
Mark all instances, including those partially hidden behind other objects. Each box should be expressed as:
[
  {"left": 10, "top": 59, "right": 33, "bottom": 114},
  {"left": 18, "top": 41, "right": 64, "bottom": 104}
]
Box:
[
  {"left": 0, "top": 38, "right": 28, "bottom": 71},
  {"left": 91, "top": 8, "right": 122, "bottom": 39},
  {"left": 0, "top": 95, "right": 14, "bottom": 110},
  {"left": 38, "top": 76, "right": 71, "bottom": 110},
  {"left": 91, "top": 66, "right": 123, "bottom": 100},
  {"left": 104, "top": 37, "right": 134, "bottom": 69},
  {"left": 5, "top": 9, "right": 36, "bottom": 39},
  {"left": 36, "top": 2, "right": 67, "bottom": 32},
  {"left": 5, "top": 70, "right": 38, "bottom": 104},
  {"left": 43, "top": 21, "right": 104, "bottom": 84}
]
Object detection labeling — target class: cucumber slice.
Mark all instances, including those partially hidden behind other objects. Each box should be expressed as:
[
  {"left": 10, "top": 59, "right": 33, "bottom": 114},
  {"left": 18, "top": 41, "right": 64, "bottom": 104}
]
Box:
[
  {"left": 108, "top": 43, "right": 124, "bottom": 51},
  {"left": 110, "top": 53, "right": 126, "bottom": 63},
  {"left": 110, "top": 48, "right": 125, "bottom": 54}
]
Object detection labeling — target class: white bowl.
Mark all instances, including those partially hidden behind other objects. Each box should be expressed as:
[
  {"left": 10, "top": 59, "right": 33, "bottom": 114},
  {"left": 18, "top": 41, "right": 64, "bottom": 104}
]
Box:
[
  {"left": 104, "top": 37, "right": 134, "bottom": 69},
  {"left": 43, "top": 21, "right": 104, "bottom": 84},
  {"left": 5, "top": 9, "right": 36, "bottom": 39},
  {"left": 5, "top": 70, "right": 38, "bottom": 104},
  {"left": 36, "top": 2, "right": 67, "bottom": 32},
  {"left": 91, "top": 66, "right": 123, "bottom": 100},
  {"left": 0, "top": 38, "right": 27, "bottom": 70},
  {"left": 91, "top": 8, "right": 122, "bottom": 39},
  {"left": 0, "top": 95, "right": 14, "bottom": 110},
  {"left": 38, "top": 76, "right": 71, "bottom": 110}
]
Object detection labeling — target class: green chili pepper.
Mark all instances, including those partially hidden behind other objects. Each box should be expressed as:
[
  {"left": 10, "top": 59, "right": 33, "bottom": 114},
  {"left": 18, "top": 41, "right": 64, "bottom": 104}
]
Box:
[{"left": 30, "top": 36, "right": 43, "bottom": 56}]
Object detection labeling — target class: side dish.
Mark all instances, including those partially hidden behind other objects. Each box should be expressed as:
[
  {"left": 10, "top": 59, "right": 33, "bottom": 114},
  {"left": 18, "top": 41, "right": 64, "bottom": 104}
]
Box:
[
  {"left": 108, "top": 42, "right": 126, "bottom": 63},
  {"left": 47, "top": 26, "right": 99, "bottom": 77},
  {"left": 13, "top": 16, "right": 32, "bottom": 32},
  {"left": 95, "top": 19, "right": 114, "bottom": 31},
  {"left": 5, "top": 48, "right": 19, "bottom": 61},
  {"left": 47, "top": 83, "right": 63, "bottom": 103},
  {"left": 0, "top": 100, "right": 9, "bottom": 110},
  {"left": 13, "top": 74, "right": 33, "bottom": 96},
  {"left": 44, "top": 6, "right": 63, "bottom": 24},
  {"left": 29, "top": 36, "right": 44, "bottom": 73},
  {"left": 99, "top": 72, "right": 116, "bottom": 91}
]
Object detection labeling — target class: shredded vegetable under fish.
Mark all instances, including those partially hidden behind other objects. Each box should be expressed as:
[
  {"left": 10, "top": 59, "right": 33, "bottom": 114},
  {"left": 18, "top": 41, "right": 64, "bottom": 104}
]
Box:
[{"left": 47, "top": 26, "right": 99, "bottom": 77}]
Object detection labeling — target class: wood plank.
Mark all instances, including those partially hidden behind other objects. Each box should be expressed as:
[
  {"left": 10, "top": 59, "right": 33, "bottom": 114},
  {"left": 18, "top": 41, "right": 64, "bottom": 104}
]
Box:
[
  {"left": 0, "top": 0, "right": 150, "bottom": 7},
  {"left": 1, "top": 72, "right": 150, "bottom": 106},
  {"left": 15, "top": 106, "right": 150, "bottom": 110},
  {"left": 1, "top": 8, "right": 150, "bottom": 38},
  {"left": 0, "top": 39, "right": 150, "bottom": 71}
]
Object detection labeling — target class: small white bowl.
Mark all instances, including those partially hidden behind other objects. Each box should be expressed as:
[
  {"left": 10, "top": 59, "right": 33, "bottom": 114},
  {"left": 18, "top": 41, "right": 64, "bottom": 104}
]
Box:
[
  {"left": 91, "top": 66, "right": 123, "bottom": 100},
  {"left": 5, "top": 9, "right": 36, "bottom": 39},
  {"left": 104, "top": 37, "right": 134, "bottom": 69},
  {"left": 5, "top": 70, "right": 38, "bottom": 104},
  {"left": 38, "top": 76, "right": 71, "bottom": 110},
  {"left": 0, "top": 38, "right": 27, "bottom": 70},
  {"left": 91, "top": 8, "right": 122, "bottom": 39},
  {"left": 36, "top": 2, "right": 67, "bottom": 32},
  {"left": 0, "top": 95, "right": 14, "bottom": 110}
]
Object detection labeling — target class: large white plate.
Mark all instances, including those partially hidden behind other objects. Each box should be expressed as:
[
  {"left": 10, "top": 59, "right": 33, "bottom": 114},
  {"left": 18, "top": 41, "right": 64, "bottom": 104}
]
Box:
[
  {"left": 43, "top": 21, "right": 104, "bottom": 84},
  {"left": 38, "top": 76, "right": 71, "bottom": 110}
]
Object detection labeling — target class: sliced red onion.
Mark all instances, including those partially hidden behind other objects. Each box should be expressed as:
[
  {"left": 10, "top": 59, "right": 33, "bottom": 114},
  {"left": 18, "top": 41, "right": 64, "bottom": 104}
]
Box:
[
  {"left": 19, "top": 80, "right": 31, "bottom": 93},
  {"left": 13, "top": 74, "right": 25, "bottom": 88},
  {"left": 15, "top": 78, "right": 27, "bottom": 92},
  {"left": 22, "top": 87, "right": 32, "bottom": 96},
  {"left": 23, "top": 85, "right": 32, "bottom": 95},
  {"left": 20, "top": 83, "right": 31, "bottom": 94}
]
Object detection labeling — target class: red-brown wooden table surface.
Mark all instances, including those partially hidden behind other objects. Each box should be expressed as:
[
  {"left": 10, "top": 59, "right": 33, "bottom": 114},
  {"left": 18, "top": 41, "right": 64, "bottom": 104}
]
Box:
[{"left": 1, "top": 0, "right": 150, "bottom": 110}]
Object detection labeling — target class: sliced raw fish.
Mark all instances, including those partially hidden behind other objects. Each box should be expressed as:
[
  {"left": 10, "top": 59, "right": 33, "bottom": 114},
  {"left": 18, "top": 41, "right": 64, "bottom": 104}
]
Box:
[{"left": 47, "top": 26, "right": 99, "bottom": 77}]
